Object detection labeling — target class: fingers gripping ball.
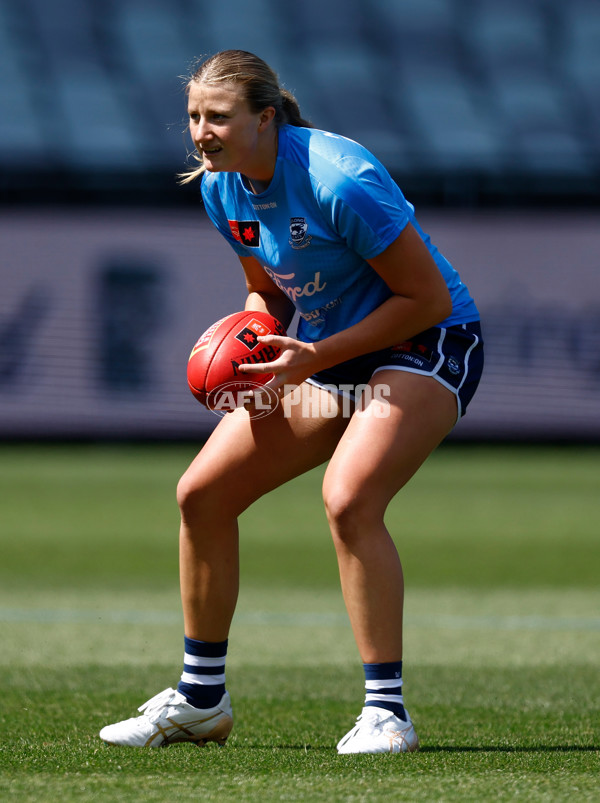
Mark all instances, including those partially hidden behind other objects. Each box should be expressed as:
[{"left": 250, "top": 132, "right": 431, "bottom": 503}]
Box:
[{"left": 187, "top": 311, "right": 286, "bottom": 410}]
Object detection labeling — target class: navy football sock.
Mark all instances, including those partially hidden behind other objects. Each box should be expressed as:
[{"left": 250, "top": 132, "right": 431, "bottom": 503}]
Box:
[
  {"left": 363, "top": 660, "right": 406, "bottom": 720},
  {"left": 177, "top": 636, "right": 227, "bottom": 709}
]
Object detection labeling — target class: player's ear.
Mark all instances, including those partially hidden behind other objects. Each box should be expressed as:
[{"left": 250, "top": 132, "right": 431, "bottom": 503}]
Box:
[{"left": 258, "top": 106, "right": 276, "bottom": 131}]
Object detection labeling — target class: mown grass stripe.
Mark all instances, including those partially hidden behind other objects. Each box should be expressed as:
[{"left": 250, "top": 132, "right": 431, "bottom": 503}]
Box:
[{"left": 1, "top": 607, "right": 599, "bottom": 631}]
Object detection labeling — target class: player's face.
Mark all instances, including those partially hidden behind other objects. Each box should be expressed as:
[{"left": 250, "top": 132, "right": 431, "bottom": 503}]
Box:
[{"left": 187, "top": 81, "right": 271, "bottom": 176}]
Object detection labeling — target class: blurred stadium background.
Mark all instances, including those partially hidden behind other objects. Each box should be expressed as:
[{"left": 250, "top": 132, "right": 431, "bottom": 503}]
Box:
[{"left": 1, "top": 0, "right": 599, "bottom": 441}]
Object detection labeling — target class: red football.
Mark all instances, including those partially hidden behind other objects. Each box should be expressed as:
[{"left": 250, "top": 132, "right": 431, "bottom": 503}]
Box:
[{"left": 187, "top": 310, "right": 286, "bottom": 410}]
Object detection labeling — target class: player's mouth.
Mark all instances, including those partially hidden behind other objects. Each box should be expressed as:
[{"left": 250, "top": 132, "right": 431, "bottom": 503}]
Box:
[{"left": 202, "top": 146, "right": 223, "bottom": 157}]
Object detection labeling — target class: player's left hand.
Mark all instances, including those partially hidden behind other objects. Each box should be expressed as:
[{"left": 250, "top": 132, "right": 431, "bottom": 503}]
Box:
[{"left": 237, "top": 334, "right": 318, "bottom": 397}]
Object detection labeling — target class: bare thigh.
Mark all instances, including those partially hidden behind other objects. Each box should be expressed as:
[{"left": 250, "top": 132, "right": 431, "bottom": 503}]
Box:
[
  {"left": 323, "top": 370, "right": 458, "bottom": 521},
  {"left": 179, "top": 382, "right": 350, "bottom": 517}
]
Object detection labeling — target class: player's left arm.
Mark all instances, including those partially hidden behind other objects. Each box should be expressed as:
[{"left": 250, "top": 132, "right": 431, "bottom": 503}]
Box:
[
  {"left": 240, "top": 223, "right": 452, "bottom": 388},
  {"left": 319, "top": 221, "right": 453, "bottom": 363}
]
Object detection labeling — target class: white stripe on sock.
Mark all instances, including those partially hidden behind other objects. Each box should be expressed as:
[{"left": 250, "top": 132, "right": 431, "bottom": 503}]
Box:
[
  {"left": 365, "top": 678, "right": 403, "bottom": 690},
  {"left": 180, "top": 671, "right": 225, "bottom": 685},
  {"left": 366, "top": 692, "right": 404, "bottom": 705},
  {"left": 183, "top": 653, "right": 226, "bottom": 667}
]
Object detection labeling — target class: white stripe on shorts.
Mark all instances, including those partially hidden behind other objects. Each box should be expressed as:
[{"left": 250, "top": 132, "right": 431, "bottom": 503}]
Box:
[{"left": 456, "top": 323, "right": 480, "bottom": 397}]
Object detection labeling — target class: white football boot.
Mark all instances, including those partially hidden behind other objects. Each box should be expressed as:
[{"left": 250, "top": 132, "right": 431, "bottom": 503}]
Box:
[
  {"left": 99, "top": 687, "right": 233, "bottom": 748},
  {"left": 337, "top": 705, "right": 419, "bottom": 754}
]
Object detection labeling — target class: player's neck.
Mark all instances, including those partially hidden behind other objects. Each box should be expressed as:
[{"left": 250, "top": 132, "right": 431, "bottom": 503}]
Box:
[
  {"left": 243, "top": 128, "right": 278, "bottom": 194},
  {"left": 244, "top": 175, "right": 272, "bottom": 194}
]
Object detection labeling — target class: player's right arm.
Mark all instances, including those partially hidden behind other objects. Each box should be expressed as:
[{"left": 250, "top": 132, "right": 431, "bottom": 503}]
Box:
[{"left": 239, "top": 256, "right": 296, "bottom": 331}]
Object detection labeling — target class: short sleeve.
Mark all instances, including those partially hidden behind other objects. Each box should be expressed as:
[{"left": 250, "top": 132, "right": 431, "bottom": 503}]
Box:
[
  {"left": 201, "top": 173, "right": 248, "bottom": 256},
  {"left": 312, "top": 153, "right": 412, "bottom": 260}
]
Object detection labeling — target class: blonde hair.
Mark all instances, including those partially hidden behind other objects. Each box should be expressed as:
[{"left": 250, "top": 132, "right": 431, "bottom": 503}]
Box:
[{"left": 179, "top": 50, "right": 312, "bottom": 184}]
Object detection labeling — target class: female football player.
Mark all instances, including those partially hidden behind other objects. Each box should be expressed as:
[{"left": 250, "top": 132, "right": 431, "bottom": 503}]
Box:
[{"left": 100, "top": 50, "right": 484, "bottom": 753}]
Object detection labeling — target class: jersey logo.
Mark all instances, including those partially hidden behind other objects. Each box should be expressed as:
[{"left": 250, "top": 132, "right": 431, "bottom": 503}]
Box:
[
  {"left": 228, "top": 220, "right": 260, "bottom": 247},
  {"left": 289, "top": 217, "right": 312, "bottom": 250},
  {"left": 392, "top": 340, "right": 434, "bottom": 362}
]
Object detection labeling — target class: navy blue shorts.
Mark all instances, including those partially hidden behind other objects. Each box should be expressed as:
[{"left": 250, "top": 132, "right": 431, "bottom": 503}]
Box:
[{"left": 306, "top": 321, "right": 484, "bottom": 419}]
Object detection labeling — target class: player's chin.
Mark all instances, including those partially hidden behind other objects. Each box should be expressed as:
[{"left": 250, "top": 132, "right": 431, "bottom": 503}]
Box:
[{"left": 201, "top": 153, "right": 224, "bottom": 171}]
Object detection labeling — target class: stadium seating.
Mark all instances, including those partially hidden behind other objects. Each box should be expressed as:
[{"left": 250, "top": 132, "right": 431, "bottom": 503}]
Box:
[{"left": 0, "top": 0, "right": 598, "bottom": 201}]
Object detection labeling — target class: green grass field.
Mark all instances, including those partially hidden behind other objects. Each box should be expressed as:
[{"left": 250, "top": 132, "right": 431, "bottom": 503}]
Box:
[{"left": 0, "top": 443, "right": 598, "bottom": 801}]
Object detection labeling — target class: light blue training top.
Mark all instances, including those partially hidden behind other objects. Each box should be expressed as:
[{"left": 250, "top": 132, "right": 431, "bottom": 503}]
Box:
[{"left": 201, "top": 124, "right": 479, "bottom": 344}]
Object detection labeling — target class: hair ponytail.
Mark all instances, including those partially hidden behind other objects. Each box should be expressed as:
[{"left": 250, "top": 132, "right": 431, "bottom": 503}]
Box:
[{"left": 280, "top": 89, "right": 312, "bottom": 128}]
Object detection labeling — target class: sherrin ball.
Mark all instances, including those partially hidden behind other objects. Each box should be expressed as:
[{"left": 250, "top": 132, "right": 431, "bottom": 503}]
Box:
[{"left": 187, "top": 310, "right": 285, "bottom": 410}]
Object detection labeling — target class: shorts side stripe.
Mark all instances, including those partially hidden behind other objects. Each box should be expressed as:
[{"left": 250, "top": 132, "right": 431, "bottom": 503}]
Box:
[
  {"left": 433, "top": 327, "right": 447, "bottom": 373},
  {"left": 456, "top": 328, "right": 479, "bottom": 395}
]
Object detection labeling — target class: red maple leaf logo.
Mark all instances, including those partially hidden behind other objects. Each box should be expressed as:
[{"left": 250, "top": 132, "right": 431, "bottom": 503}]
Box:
[
  {"left": 242, "top": 226, "right": 255, "bottom": 242},
  {"left": 243, "top": 332, "right": 256, "bottom": 343}
]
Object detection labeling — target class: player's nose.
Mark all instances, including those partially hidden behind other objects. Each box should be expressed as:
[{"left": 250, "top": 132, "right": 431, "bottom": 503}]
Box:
[{"left": 192, "top": 116, "right": 212, "bottom": 145}]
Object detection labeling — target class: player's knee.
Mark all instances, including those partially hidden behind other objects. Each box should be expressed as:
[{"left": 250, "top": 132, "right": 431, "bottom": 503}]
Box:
[
  {"left": 323, "top": 481, "right": 372, "bottom": 542},
  {"left": 176, "top": 471, "right": 197, "bottom": 519},
  {"left": 177, "top": 465, "right": 255, "bottom": 524},
  {"left": 176, "top": 469, "right": 212, "bottom": 523}
]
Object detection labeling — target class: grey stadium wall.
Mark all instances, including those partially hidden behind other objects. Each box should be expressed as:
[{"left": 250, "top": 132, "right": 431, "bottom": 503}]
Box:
[{"left": 1, "top": 207, "right": 599, "bottom": 441}]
